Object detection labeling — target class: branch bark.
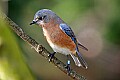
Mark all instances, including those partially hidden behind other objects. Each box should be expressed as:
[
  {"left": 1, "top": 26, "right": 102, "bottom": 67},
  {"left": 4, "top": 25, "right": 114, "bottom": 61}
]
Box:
[{"left": 0, "top": 11, "right": 87, "bottom": 80}]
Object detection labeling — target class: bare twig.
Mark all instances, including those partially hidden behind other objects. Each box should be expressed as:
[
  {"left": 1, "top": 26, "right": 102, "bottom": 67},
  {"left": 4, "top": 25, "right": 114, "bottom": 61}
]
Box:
[{"left": 0, "top": 11, "right": 87, "bottom": 80}]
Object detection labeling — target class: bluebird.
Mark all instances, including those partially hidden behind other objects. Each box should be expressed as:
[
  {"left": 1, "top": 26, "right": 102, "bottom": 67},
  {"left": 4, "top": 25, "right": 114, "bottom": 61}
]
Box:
[{"left": 30, "top": 9, "right": 88, "bottom": 70}]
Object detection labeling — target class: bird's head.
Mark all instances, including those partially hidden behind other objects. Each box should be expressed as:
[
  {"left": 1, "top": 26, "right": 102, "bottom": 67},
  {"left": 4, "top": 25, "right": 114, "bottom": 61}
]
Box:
[{"left": 30, "top": 9, "right": 56, "bottom": 26}]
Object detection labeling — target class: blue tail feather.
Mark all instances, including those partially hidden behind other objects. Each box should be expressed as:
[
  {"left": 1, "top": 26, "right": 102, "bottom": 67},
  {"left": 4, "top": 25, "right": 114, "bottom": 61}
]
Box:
[{"left": 76, "top": 47, "right": 88, "bottom": 69}]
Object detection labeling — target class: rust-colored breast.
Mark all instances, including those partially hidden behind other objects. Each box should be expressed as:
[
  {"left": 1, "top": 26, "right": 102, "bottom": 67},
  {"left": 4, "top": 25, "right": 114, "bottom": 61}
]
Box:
[{"left": 42, "top": 19, "right": 76, "bottom": 52}]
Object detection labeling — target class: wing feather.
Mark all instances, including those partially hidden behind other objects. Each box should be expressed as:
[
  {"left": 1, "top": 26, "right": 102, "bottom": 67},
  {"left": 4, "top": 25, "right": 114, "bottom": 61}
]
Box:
[
  {"left": 59, "top": 23, "right": 77, "bottom": 44},
  {"left": 59, "top": 23, "right": 88, "bottom": 69}
]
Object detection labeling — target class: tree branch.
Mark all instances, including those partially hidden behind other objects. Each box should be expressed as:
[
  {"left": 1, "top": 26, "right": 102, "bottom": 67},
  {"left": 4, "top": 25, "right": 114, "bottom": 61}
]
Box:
[{"left": 0, "top": 11, "right": 87, "bottom": 80}]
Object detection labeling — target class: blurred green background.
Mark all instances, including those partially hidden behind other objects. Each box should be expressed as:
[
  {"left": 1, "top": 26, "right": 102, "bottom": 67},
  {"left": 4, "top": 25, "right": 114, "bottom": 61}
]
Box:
[{"left": 0, "top": 0, "right": 120, "bottom": 80}]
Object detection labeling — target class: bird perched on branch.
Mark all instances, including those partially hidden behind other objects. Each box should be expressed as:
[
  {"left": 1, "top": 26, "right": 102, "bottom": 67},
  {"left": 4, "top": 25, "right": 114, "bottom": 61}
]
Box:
[{"left": 30, "top": 9, "right": 88, "bottom": 72}]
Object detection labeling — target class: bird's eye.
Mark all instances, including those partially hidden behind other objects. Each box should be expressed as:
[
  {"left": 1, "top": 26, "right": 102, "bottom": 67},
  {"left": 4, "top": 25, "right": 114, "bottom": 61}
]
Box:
[
  {"left": 38, "top": 15, "right": 46, "bottom": 21},
  {"left": 43, "top": 15, "right": 46, "bottom": 19},
  {"left": 38, "top": 17, "right": 43, "bottom": 20}
]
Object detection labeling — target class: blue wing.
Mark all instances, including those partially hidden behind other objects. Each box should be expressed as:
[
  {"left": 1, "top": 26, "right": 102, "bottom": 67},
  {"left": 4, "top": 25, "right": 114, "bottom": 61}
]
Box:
[
  {"left": 59, "top": 23, "right": 88, "bottom": 69},
  {"left": 59, "top": 23, "right": 77, "bottom": 44},
  {"left": 59, "top": 23, "right": 88, "bottom": 51}
]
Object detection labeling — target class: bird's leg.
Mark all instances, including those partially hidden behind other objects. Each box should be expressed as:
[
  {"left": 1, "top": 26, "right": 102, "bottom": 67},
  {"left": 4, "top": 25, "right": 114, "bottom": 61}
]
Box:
[
  {"left": 48, "top": 52, "right": 56, "bottom": 62},
  {"left": 65, "top": 55, "right": 71, "bottom": 75}
]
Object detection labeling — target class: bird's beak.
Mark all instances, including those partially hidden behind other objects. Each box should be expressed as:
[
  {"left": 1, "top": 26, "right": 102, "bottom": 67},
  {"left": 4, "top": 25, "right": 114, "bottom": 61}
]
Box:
[{"left": 30, "top": 20, "right": 37, "bottom": 25}]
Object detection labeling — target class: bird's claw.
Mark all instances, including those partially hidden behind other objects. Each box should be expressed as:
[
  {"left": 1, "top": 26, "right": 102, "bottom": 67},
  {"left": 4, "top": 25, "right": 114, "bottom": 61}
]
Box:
[
  {"left": 65, "top": 64, "right": 71, "bottom": 75},
  {"left": 48, "top": 52, "right": 56, "bottom": 62},
  {"left": 65, "top": 60, "right": 71, "bottom": 75}
]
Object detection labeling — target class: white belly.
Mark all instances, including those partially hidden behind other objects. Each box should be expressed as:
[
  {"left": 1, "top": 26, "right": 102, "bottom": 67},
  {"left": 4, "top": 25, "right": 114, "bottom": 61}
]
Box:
[{"left": 50, "top": 42, "right": 71, "bottom": 55}]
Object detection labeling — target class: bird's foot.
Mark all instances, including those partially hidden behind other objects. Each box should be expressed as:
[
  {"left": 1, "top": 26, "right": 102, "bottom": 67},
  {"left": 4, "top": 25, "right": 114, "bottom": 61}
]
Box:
[
  {"left": 48, "top": 52, "right": 56, "bottom": 62},
  {"left": 65, "top": 60, "right": 71, "bottom": 75}
]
